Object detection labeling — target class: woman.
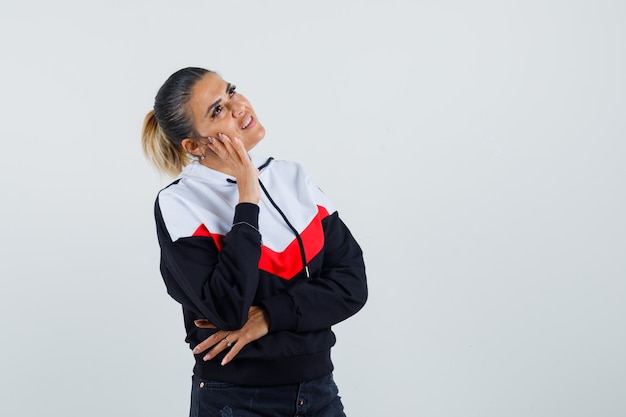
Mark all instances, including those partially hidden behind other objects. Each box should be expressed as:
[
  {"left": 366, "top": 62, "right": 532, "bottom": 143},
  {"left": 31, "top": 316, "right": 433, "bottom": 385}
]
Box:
[{"left": 141, "top": 67, "right": 367, "bottom": 417}]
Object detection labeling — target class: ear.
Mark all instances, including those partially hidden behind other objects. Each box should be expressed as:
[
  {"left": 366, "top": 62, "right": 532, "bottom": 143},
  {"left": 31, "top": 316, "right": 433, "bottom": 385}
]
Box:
[{"left": 181, "top": 138, "right": 200, "bottom": 156}]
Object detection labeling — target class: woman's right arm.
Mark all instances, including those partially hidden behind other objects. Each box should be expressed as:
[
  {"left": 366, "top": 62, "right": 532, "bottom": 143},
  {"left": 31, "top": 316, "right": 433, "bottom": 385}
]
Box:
[
  {"left": 155, "top": 199, "right": 262, "bottom": 331},
  {"left": 155, "top": 133, "right": 262, "bottom": 331}
]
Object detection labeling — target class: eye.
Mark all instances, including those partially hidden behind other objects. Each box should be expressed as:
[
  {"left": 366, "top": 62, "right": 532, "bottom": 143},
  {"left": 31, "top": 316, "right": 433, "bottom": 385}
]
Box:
[{"left": 210, "top": 85, "right": 237, "bottom": 118}]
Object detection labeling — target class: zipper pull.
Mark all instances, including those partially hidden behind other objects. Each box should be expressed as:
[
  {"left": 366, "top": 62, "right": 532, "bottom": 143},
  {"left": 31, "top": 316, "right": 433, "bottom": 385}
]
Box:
[{"left": 305, "top": 265, "right": 310, "bottom": 278}]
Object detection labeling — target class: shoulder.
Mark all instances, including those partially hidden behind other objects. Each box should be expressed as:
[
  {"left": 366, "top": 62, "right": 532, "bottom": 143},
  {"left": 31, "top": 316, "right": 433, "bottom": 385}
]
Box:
[
  {"left": 155, "top": 177, "right": 235, "bottom": 242},
  {"left": 154, "top": 181, "right": 199, "bottom": 242},
  {"left": 156, "top": 178, "right": 199, "bottom": 215}
]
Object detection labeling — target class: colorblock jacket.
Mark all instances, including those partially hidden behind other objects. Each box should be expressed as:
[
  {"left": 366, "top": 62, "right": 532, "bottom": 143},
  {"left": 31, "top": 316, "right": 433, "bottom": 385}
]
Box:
[{"left": 154, "top": 155, "right": 367, "bottom": 386}]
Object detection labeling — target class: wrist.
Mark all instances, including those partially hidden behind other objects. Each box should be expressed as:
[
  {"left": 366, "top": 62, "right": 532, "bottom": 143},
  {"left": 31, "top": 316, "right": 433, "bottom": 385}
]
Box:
[{"left": 237, "top": 183, "right": 260, "bottom": 204}]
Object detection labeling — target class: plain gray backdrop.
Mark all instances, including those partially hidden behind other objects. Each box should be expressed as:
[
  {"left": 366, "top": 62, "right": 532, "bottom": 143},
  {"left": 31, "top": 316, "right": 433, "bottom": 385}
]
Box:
[{"left": 1, "top": 1, "right": 624, "bottom": 416}]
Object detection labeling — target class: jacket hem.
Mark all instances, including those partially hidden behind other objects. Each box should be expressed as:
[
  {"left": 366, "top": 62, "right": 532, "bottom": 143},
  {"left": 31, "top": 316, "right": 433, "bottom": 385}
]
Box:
[{"left": 193, "top": 350, "right": 333, "bottom": 386}]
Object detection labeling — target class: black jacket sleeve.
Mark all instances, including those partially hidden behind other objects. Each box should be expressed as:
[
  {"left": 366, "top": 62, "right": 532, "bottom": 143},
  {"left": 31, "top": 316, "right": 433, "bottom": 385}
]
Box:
[
  {"left": 260, "top": 212, "right": 368, "bottom": 332},
  {"left": 155, "top": 200, "right": 262, "bottom": 330}
]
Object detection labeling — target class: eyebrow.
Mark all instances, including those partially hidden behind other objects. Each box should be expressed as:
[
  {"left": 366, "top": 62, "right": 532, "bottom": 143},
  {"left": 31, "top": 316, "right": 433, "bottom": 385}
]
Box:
[{"left": 204, "top": 83, "right": 232, "bottom": 118}]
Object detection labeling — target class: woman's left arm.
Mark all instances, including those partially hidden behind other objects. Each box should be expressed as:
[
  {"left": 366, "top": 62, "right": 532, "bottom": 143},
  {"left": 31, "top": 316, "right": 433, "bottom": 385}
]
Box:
[{"left": 260, "top": 211, "right": 368, "bottom": 333}]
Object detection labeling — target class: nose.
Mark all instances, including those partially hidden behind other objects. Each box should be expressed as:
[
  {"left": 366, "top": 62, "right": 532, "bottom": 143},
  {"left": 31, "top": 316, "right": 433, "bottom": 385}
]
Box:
[{"left": 231, "top": 101, "right": 245, "bottom": 118}]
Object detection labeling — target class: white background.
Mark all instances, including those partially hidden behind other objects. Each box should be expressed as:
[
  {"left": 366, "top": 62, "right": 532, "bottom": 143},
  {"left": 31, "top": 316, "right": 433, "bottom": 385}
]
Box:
[{"left": 1, "top": 1, "right": 625, "bottom": 416}]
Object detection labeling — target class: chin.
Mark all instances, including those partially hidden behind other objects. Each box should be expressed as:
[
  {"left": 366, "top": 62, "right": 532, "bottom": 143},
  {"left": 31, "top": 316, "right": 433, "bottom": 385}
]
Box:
[
  {"left": 247, "top": 138, "right": 263, "bottom": 152},
  {"left": 248, "top": 126, "right": 266, "bottom": 149}
]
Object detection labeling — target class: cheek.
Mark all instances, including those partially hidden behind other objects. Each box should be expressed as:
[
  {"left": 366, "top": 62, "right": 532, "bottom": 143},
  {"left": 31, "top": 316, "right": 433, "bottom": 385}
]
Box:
[
  {"left": 198, "top": 120, "right": 231, "bottom": 138},
  {"left": 221, "top": 122, "right": 241, "bottom": 137}
]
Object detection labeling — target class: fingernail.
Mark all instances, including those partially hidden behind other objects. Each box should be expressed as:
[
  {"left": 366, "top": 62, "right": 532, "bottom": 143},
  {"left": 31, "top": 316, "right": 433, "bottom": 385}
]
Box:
[
  {"left": 193, "top": 346, "right": 200, "bottom": 354},
  {"left": 207, "top": 136, "right": 215, "bottom": 144},
  {"left": 203, "top": 354, "right": 211, "bottom": 361},
  {"left": 218, "top": 133, "right": 225, "bottom": 139},
  {"left": 221, "top": 358, "right": 227, "bottom": 366}
]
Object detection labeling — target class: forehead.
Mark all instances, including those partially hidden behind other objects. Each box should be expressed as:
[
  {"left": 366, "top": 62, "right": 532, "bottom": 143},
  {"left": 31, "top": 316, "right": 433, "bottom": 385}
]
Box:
[{"left": 189, "top": 73, "right": 227, "bottom": 112}]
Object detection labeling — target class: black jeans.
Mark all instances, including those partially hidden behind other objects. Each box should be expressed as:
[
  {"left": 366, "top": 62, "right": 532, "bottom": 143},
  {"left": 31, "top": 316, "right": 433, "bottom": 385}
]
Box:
[{"left": 189, "top": 373, "right": 346, "bottom": 417}]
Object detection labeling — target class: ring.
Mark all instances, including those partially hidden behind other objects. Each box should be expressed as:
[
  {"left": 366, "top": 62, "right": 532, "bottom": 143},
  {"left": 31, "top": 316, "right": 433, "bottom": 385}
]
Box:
[{"left": 224, "top": 336, "right": 233, "bottom": 348}]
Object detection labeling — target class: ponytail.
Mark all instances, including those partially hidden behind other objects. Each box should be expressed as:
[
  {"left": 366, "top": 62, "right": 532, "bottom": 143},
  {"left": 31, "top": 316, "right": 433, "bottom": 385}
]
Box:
[
  {"left": 141, "top": 67, "right": 212, "bottom": 177},
  {"left": 141, "top": 110, "right": 190, "bottom": 177}
]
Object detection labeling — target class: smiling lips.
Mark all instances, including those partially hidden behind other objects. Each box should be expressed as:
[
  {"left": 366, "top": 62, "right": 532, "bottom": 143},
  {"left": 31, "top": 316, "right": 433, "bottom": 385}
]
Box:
[{"left": 242, "top": 115, "right": 254, "bottom": 130}]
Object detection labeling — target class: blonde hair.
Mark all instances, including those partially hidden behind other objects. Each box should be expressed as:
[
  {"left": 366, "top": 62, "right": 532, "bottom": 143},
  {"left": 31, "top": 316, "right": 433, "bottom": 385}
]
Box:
[
  {"left": 141, "top": 67, "right": 212, "bottom": 177},
  {"left": 141, "top": 110, "right": 190, "bottom": 177}
]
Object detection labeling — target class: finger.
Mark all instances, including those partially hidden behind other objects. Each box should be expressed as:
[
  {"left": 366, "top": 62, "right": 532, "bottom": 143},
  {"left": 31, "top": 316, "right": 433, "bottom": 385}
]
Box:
[
  {"left": 216, "top": 132, "right": 230, "bottom": 142},
  {"left": 222, "top": 134, "right": 247, "bottom": 165},
  {"left": 192, "top": 330, "right": 226, "bottom": 354},
  {"left": 206, "top": 135, "right": 227, "bottom": 157},
  {"left": 217, "top": 132, "right": 236, "bottom": 153},
  {"left": 203, "top": 336, "right": 233, "bottom": 361},
  {"left": 218, "top": 133, "right": 251, "bottom": 164},
  {"left": 194, "top": 319, "right": 217, "bottom": 329},
  {"left": 231, "top": 137, "right": 253, "bottom": 164},
  {"left": 207, "top": 133, "right": 237, "bottom": 164},
  {"left": 214, "top": 133, "right": 252, "bottom": 168},
  {"left": 221, "top": 338, "right": 244, "bottom": 366}
]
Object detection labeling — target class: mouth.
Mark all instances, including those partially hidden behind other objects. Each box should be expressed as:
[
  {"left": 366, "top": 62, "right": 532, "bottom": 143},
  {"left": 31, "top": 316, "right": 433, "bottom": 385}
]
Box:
[{"left": 241, "top": 115, "right": 253, "bottom": 130}]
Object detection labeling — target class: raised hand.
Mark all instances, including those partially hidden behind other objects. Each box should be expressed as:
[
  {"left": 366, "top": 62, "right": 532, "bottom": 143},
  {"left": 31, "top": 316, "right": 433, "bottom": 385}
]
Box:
[{"left": 206, "top": 132, "right": 260, "bottom": 204}]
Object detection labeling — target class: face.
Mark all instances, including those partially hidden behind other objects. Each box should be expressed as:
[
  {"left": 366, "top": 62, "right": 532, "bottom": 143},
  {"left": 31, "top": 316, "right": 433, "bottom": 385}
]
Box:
[{"left": 187, "top": 72, "right": 265, "bottom": 151}]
